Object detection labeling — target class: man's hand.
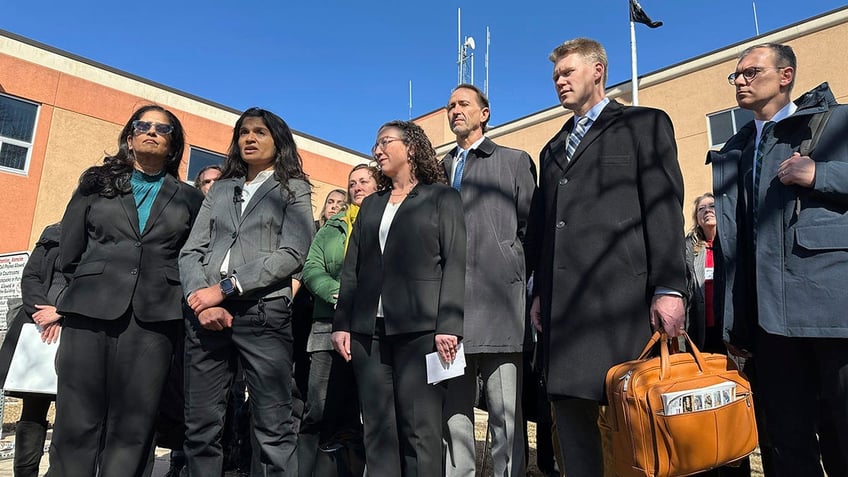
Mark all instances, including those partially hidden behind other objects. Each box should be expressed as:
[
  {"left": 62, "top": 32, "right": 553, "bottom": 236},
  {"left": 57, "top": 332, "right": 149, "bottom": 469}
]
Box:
[
  {"left": 188, "top": 286, "right": 225, "bottom": 314},
  {"left": 778, "top": 152, "right": 816, "bottom": 188},
  {"left": 650, "top": 294, "right": 685, "bottom": 337},
  {"left": 197, "top": 307, "right": 233, "bottom": 331},
  {"left": 33, "top": 304, "right": 62, "bottom": 327},
  {"left": 435, "top": 334, "right": 459, "bottom": 364},
  {"left": 332, "top": 331, "right": 352, "bottom": 362},
  {"left": 40, "top": 322, "right": 61, "bottom": 344},
  {"left": 530, "top": 296, "right": 542, "bottom": 333}
]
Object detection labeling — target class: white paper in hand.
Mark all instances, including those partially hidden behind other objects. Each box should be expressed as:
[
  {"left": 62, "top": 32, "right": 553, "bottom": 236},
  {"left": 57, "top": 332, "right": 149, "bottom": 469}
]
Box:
[
  {"left": 425, "top": 342, "right": 466, "bottom": 384},
  {"left": 4, "top": 323, "right": 60, "bottom": 394}
]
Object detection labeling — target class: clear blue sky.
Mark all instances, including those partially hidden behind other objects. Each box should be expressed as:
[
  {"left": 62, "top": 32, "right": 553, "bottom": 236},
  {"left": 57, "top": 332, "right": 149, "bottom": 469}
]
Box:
[{"left": 3, "top": 1, "right": 845, "bottom": 155}]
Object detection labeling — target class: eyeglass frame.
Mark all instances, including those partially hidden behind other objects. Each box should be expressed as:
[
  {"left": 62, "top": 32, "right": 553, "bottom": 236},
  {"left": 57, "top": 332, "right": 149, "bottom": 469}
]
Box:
[
  {"left": 132, "top": 120, "right": 175, "bottom": 136},
  {"left": 727, "top": 66, "right": 788, "bottom": 85},
  {"left": 371, "top": 136, "right": 404, "bottom": 155}
]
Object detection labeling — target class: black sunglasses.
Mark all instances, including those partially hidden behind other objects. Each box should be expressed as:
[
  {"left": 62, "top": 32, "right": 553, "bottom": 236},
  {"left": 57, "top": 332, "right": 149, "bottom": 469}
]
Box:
[{"left": 132, "top": 120, "right": 174, "bottom": 135}]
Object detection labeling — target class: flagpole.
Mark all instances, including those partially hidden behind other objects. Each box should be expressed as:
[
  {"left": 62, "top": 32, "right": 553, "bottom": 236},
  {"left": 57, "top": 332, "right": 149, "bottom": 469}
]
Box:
[{"left": 630, "top": 18, "right": 639, "bottom": 106}]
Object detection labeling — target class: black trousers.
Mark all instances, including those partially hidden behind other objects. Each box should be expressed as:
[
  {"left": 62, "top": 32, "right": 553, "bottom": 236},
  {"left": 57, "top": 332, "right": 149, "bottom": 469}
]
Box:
[
  {"left": 350, "top": 321, "right": 445, "bottom": 477},
  {"left": 47, "top": 312, "right": 178, "bottom": 477},
  {"left": 753, "top": 327, "right": 848, "bottom": 477},
  {"left": 184, "top": 298, "right": 297, "bottom": 477}
]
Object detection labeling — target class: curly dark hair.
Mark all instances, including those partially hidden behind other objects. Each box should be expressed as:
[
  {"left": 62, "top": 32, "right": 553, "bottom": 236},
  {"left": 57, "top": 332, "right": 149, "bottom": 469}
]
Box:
[
  {"left": 373, "top": 120, "right": 446, "bottom": 190},
  {"left": 79, "top": 105, "right": 186, "bottom": 196},
  {"left": 221, "top": 107, "right": 312, "bottom": 199}
]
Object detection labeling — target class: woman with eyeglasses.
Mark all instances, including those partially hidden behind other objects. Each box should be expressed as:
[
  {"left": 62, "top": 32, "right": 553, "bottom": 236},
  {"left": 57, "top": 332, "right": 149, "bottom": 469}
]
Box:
[
  {"left": 685, "top": 193, "right": 719, "bottom": 351},
  {"left": 331, "top": 120, "right": 466, "bottom": 476},
  {"left": 179, "top": 107, "right": 314, "bottom": 476},
  {"left": 49, "top": 105, "right": 204, "bottom": 476}
]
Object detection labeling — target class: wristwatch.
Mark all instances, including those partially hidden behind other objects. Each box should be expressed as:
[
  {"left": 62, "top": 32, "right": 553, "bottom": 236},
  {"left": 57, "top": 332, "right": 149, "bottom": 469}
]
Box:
[{"left": 220, "top": 277, "right": 237, "bottom": 297}]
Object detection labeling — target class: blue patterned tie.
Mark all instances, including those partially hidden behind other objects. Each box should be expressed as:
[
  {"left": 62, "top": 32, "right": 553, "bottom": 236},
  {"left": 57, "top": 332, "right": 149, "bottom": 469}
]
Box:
[
  {"left": 566, "top": 116, "right": 590, "bottom": 162},
  {"left": 752, "top": 121, "right": 775, "bottom": 236},
  {"left": 452, "top": 149, "right": 467, "bottom": 191}
]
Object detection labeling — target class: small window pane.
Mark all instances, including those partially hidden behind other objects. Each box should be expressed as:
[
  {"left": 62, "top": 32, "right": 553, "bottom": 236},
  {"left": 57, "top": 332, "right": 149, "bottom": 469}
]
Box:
[
  {"left": 0, "top": 143, "right": 29, "bottom": 170},
  {"left": 0, "top": 96, "right": 37, "bottom": 142},
  {"left": 187, "top": 148, "right": 225, "bottom": 182},
  {"left": 733, "top": 108, "right": 754, "bottom": 128},
  {"left": 709, "top": 111, "right": 734, "bottom": 146}
]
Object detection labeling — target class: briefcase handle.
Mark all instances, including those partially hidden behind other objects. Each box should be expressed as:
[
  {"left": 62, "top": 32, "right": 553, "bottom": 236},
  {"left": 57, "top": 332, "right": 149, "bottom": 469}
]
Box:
[{"left": 636, "top": 331, "right": 708, "bottom": 381}]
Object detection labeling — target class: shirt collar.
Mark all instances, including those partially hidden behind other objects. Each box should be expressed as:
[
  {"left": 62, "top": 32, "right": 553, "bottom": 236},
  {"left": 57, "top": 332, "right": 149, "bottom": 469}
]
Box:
[
  {"left": 578, "top": 97, "right": 610, "bottom": 124},
  {"left": 755, "top": 101, "right": 797, "bottom": 136},
  {"left": 457, "top": 135, "right": 486, "bottom": 157}
]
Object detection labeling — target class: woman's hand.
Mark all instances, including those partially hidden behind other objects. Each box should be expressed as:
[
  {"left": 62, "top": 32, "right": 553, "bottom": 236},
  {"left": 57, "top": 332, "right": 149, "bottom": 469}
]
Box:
[
  {"left": 197, "top": 306, "right": 233, "bottom": 331},
  {"left": 332, "top": 331, "right": 352, "bottom": 362},
  {"left": 33, "top": 305, "right": 62, "bottom": 327},
  {"left": 40, "top": 322, "right": 61, "bottom": 344},
  {"left": 435, "top": 334, "right": 459, "bottom": 364},
  {"left": 188, "top": 286, "right": 225, "bottom": 314}
]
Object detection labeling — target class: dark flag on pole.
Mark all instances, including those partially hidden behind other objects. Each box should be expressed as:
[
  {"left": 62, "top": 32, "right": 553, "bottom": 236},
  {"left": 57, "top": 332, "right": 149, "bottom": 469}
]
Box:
[{"left": 630, "top": 0, "right": 663, "bottom": 28}]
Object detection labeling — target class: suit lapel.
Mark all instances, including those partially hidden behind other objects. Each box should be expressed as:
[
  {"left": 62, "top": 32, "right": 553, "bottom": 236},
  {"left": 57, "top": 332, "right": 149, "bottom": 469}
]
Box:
[
  {"left": 548, "top": 120, "right": 573, "bottom": 172},
  {"left": 240, "top": 177, "right": 280, "bottom": 224},
  {"left": 564, "top": 101, "right": 623, "bottom": 171},
  {"left": 119, "top": 192, "right": 142, "bottom": 239},
  {"left": 141, "top": 175, "right": 178, "bottom": 237}
]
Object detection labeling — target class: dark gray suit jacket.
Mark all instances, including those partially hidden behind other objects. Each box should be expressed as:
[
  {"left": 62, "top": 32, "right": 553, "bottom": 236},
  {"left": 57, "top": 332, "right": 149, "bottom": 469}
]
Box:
[
  {"left": 179, "top": 176, "right": 314, "bottom": 302},
  {"left": 333, "top": 183, "right": 466, "bottom": 338}
]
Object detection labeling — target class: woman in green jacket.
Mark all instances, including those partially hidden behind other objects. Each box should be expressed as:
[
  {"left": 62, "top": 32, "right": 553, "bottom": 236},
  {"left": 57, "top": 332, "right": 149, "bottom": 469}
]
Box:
[{"left": 299, "top": 163, "right": 378, "bottom": 476}]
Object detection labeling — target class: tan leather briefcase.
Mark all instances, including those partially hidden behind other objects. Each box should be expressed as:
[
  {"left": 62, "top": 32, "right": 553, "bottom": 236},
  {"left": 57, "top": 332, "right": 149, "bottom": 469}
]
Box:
[{"left": 601, "top": 331, "right": 757, "bottom": 477}]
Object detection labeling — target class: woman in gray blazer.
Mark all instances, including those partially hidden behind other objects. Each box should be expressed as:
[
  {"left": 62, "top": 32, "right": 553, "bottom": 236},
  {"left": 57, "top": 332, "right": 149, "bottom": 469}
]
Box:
[
  {"left": 179, "top": 108, "right": 314, "bottom": 476},
  {"left": 332, "top": 120, "right": 466, "bottom": 477}
]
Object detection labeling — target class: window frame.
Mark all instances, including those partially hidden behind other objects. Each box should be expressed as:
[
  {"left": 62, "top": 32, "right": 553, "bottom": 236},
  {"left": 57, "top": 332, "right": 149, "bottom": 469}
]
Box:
[
  {"left": 186, "top": 146, "right": 226, "bottom": 184},
  {"left": 706, "top": 106, "right": 753, "bottom": 149},
  {"left": 0, "top": 93, "right": 41, "bottom": 176}
]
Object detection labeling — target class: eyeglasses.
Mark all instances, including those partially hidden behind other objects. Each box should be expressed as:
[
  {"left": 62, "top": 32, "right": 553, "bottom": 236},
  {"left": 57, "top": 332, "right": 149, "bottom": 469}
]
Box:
[
  {"left": 132, "top": 120, "right": 174, "bottom": 135},
  {"left": 371, "top": 136, "right": 403, "bottom": 155},
  {"left": 727, "top": 66, "right": 786, "bottom": 85}
]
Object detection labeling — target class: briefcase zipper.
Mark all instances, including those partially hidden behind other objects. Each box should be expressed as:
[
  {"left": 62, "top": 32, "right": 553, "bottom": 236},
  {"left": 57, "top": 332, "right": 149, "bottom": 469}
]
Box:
[{"left": 620, "top": 370, "right": 633, "bottom": 392}]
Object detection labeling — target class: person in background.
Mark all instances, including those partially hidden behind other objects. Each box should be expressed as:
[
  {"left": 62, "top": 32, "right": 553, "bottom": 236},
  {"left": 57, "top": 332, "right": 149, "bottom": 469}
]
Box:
[
  {"left": 332, "top": 120, "right": 466, "bottom": 476},
  {"left": 685, "top": 193, "right": 719, "bottom": 351},
  {"left": 711, "top": 42, "right": 848, "bottom": 476},
  {"left": 441, "top": 83, "right": 537, "bottom": 477},
  {"left": 48, "top": 105, "right": 204, "bottom": 476},
  {"left": 179, "top": 107, "right": 314, "bottom": 476},
  {"left": 528, "top": 38, "right": 687, "bottom": 477},
  {"left": 317, "top": 189, "right": 347, "bottom": 228},
  {"left": 299, "top": 163, "right": 378, "bottom": 476},
  {"left": 194, "top": 165, "right": 222, "bottom": 196},
  {"left": 0, "top": 223, "right": 65, "bottom": 477}
]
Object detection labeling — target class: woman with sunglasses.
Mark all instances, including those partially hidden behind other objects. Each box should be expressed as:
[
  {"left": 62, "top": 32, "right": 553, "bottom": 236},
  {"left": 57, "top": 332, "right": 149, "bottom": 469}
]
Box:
[
  {"left": 49, "top": 105, "right": 204, "bottom": 476},
  {"left": 179, "top": 107, "right": 314, "bottom": 476},
  {"left": 332, "top": 120, "right": 466, "bottom": 476}
]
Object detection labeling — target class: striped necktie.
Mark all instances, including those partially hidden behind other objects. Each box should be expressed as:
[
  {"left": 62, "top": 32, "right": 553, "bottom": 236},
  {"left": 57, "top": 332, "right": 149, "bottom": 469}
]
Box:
[
  {"left": 752, "top": 121, "right": 775, "bottom": 235},
  {"left": 452, "top": 149, "right": 467, "bottom": 191},
  {"left": 566, "top": 116, "right": 590, "bottom": 162}
]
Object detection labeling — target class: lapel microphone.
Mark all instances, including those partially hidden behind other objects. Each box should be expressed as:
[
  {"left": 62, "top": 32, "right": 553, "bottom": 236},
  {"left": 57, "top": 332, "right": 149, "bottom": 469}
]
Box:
[{"left": 233, "top": 186, "right": 244, "bottom": 204}]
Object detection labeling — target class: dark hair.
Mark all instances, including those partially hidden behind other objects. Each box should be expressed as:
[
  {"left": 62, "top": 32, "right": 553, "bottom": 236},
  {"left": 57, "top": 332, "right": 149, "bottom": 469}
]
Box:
[
  {"left": 79, "top": 105, "right": 186, "bottom": 196},
  {"left": 374, "top": 120, "right": 446, "bottom": 190},
  {"left": 740, "top": 43, "right": 797, "bottom": 90},
  {"left": 193, "top": 165, "right": 222, "bottom": 189},
  {"left": 221, "top": 107, "right": 311, "bottom": 197},
  {"left": 451, "top": 83, "right": 490, "bottom": 130}
]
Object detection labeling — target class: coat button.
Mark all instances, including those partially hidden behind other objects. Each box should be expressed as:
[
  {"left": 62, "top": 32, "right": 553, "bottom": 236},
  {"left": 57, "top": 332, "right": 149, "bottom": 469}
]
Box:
[
  {"left": 556, "top": 221, "right": 566, "bottom": 229},
  {"left": 134, "top": 241, "right": 141, "bottom": 247},
  {"left": 559, "top": 178, "right": 568, "bottom": 186},
  {"left": 232, "top": 232, "right": 238, "bottom": 239},
  {"left": 130, "top": 268, "right": 138, "bottom": 275}
]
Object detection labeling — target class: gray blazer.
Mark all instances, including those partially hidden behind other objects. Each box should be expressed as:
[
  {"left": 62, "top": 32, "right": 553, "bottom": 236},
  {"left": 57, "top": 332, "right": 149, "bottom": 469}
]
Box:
[
  {"left": 179, "top": 176, "right": 314, "bottom": 302},
  {"left": 443, "top": 137, "right": 537, "bottom": 353}
]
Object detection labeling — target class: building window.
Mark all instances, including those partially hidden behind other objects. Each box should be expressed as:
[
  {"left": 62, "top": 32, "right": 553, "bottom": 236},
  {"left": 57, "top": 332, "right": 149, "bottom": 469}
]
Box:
[
  {"left": 0, "top": 94, "right": 39, "bottom": 174},
  {"left": 707, "top": 107, "right": 754, "bottom": 148},
  {"left": 187, "top": 147, "right": 225, "bottom": 182}
]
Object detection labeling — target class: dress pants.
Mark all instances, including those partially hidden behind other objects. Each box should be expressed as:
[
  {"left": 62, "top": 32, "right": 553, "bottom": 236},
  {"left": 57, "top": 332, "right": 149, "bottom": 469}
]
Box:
[
  {"left": 184, "top": 298, "right": 297, "bottom": 477},
  {"left": 551, "top": 397, "right": 604, "bottom": 477},
  {"left": 47, "top": 312, "right": 178, "bottom": 477},
  {"left": 350, "top": 320, "right": 444, "bottom": 477},
  {"left": 444, "top": 352, "right": 525, "bottom": 477},
  {"left": 753, "top": 327, "right": 848, "bottom": 477}
]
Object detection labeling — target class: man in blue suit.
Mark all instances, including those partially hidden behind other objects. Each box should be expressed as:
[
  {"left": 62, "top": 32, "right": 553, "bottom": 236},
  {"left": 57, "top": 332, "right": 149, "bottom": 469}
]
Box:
[{"left": 711, "top": 43, "right": 848, "bottom": 476}]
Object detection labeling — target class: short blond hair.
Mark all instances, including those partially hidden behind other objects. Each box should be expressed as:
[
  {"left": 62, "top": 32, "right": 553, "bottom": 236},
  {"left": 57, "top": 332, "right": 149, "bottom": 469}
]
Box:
[{"left": 549, "top": 38, "right": 608, "bottom": 86}]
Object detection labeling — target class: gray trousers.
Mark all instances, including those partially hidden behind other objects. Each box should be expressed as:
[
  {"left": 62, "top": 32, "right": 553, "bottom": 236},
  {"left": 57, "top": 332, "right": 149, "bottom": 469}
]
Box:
[{"left": 443, "top": 352, "right": 525, "bottom": 477}]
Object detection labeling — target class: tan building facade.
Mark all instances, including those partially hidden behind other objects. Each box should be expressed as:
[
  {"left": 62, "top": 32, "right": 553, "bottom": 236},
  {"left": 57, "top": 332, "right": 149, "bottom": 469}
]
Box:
[
  {"left": 0, "top": 30, "right": 368, "bottom": 255},
  {"left": 421, "top": 6, "right": 848, "bottom": 230}
]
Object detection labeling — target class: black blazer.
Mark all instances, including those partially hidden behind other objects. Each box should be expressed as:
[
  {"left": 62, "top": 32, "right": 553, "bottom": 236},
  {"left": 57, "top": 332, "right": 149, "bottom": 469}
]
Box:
[
  {"left": 58, "top": 174, "right": 204, "bottom": 322},
  {"left": 334, "top": 183, "right": 466, "bottom": 338}
]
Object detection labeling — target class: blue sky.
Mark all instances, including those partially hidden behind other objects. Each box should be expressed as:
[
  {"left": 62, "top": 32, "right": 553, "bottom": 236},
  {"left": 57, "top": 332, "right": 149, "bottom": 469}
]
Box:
[{"left": 3, "top": 1, "right": 845, "bottom": 154}]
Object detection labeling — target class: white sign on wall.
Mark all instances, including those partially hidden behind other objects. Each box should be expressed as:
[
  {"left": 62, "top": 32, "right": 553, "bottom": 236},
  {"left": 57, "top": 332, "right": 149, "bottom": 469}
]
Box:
[{"left": 0, "top": 252, "right": 29, "bottom": 330}]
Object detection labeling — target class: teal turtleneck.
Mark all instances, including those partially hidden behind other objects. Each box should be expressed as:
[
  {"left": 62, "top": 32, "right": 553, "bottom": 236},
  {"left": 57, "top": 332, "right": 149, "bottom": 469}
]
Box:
[{"left": 131, "top": 169, "right": 166, "bottom": 232}]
